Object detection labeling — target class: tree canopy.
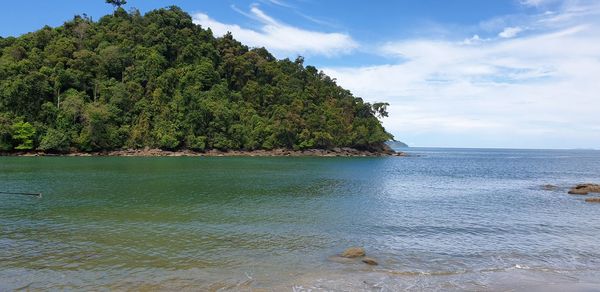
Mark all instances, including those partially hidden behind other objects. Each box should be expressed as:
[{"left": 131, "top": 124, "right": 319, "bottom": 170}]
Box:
[
  {"left": 106, "top": 0, "right": 127, "bottom": 8},
  {"left": 0, "top": 6, "right": 393, "bottom": 153}
]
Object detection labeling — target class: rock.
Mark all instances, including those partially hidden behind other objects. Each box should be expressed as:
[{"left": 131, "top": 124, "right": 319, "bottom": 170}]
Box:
[
  {"left": 569, "top": 188, "right": 589, "bottom": 195},
  {"left": 381, "top": 143, "right": 395, "bottom": 155},
  {"left": 362, "top": 257, "right": 378, "bottom": 266},
  {"left": 568, "top": 184, "right": 600, "bottom": 195},
  {"left": 585, "top": 184, "right": 600, "bottom": 193},
  {"left": 341, "top": 247, "right": 366, "bottom": 258},
  {"left": 585, "top": 198, "right": 600, "bottom": 203},
  {"left": 342, "top": 147, "right": 356, "bottom": 153}
]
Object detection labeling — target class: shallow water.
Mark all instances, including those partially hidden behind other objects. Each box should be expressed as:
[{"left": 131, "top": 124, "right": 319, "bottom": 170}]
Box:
[{"left": 1, "top": 148, "right": 600, "bottom": 291}]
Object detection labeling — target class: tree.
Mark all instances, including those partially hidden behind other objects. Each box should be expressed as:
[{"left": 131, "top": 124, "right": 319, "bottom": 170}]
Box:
[
  {"left": 372, "top": 102, "right": 390, "bottom": 119},
  {"left": 106, "top": 0, "right": 127, "bottom": 8},
  {"left": 11, "top": 121, "right": 36, "bottom": 150},
  {"left": 38, "top": 128, "right": 70, "bottom": 152},
  {"left": 77, "top": 103, "right": 118, "bottom": 151},
  {"left": 0, "top": 114, "right": 13, "bottom": 151}
]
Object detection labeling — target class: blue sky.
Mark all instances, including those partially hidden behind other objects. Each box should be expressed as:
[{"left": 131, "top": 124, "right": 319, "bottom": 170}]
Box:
[{"left": 2, "top": 0, "right": 599, "bottom": 149}]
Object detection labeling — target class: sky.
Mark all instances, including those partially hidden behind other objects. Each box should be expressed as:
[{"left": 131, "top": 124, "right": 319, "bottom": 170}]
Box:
[{"left": 1, "top": 0, "right": 599, "bottom": 149}]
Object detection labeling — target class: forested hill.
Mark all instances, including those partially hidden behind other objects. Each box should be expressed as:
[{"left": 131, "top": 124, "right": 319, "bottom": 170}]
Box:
[{"left": 0, "top": 6, "right": 393, "bottom": 153}]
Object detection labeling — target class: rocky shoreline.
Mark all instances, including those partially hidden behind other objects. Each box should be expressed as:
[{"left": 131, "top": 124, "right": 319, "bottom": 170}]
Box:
[
  {"left": 1, "top": 147, "right": 405, "bottom": 157},
  {"left": 568, "top": 184, "right": 600, "bottom": 203},
  {"left": 567, "top": 183, "right": 600, "bottom": 195},
  {"left": 543, "top": 183, "right": 600, "bottom": 204}
]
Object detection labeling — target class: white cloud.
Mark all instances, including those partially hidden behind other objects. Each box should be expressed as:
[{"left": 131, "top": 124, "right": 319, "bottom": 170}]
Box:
[
  {"left": 498, "top": 26, "right": 523, "bottom": 38},
  {"left": 521, "top": 0, "right": 552, "bottom": 7},
  {"left": 192, "top": 7, "right": 357, "bottom": 57},
  {"left": 324, "top": 3, "right": 600, "bottom": 148},
  {"left": 462, "top": 34, "right": 486, "bottom": 45},
  {"left": 261, "top": 0, "right": 293, "bottom": 8}
]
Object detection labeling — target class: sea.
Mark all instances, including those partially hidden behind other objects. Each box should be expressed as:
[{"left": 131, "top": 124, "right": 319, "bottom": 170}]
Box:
[{"left": 1, "top": 147, "right": 600, "bottom": 291}]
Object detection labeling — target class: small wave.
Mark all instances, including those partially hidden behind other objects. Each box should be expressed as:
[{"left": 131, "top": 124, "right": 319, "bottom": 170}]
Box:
[
  {"left": 381, "top": 268, "right": 469, "bottom": 276},
  {"left": 513, "top": 264, "right": 530, "bottom": 270},
  {"left": 380, "top": 264, "right": 578, "bottom": 278}
]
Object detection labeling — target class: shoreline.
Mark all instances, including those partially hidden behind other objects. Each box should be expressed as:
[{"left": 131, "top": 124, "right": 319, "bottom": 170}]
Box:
[{"left": 1, "top": 147, "right": 405, "bottom": 157}]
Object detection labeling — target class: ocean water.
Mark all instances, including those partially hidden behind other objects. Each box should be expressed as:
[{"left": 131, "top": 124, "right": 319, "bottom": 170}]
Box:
[{"left": 1, "top": 148, "right": 600, "bottom": 291}]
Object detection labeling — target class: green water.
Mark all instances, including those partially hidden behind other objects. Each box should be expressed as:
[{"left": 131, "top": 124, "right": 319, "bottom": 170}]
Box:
[
  {"left": 2, "top": 157, "right": 380, "bottom": 290},
  {"left": 2, "top": 149, "right": 600, "bottom": 290}
]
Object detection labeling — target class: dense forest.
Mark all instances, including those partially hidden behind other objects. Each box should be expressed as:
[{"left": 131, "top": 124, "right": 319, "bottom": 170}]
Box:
[{"left": 0, "top": 4, "right": 393, "bottom": 153}]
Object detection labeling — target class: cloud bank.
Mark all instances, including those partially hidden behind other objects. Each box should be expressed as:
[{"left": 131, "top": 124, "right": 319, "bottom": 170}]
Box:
[
  {"left": 324, "top": 1, "right": 600, "bottom": 148},
  {"left": 192, "top": 6, "right": 357, "bottom": 58}
]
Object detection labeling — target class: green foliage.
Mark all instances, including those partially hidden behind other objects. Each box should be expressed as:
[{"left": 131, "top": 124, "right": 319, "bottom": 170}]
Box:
[
  {"left": 0, "top": 6, "right": 393, "bottom": 153},
  {"left": 39, "top": 128, "right": 70, "bottom": 152},
  {"left": 372, "top": 102, "right": 390, "bottom": 119},
  {"left": 0, "top": 113, "right": 13, "bottom": 151},
  {"left": 106, "top": 0, "right": 127, "bottom": 8},
  {"left": 11, "top": 121, "right": 36, "bottom": 150},
  {"left": 77, "top": 103, "right": 119, "bottom": 151}
]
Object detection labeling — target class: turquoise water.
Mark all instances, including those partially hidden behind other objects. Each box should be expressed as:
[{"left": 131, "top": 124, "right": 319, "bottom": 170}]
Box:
[{"left": 1, "top": 148, "right": 600, "bottom": 290}]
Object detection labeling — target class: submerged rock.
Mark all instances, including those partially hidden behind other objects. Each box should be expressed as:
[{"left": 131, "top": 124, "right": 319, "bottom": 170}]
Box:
[
  {"left": 362, "top": 257, "right": 379, "bottom": 266},
  {"left": 332, "top": 248, "right": 381, "bottom": 266},
  {"left": 341, "top": 247, "right": 366, "bottom": 258},
  {"left": 568, "top": 184, "right": 600, "bottom": 195},
  {"left": 585, "top": 198, "right": 600, "bottom": 203},
  {"left": 541, "top": 184, "right": 558, "bottom": 191}
]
